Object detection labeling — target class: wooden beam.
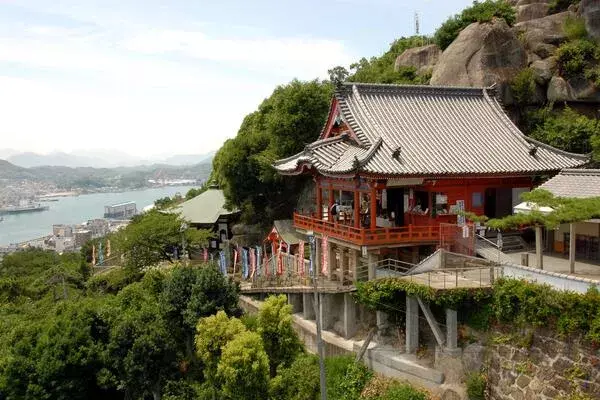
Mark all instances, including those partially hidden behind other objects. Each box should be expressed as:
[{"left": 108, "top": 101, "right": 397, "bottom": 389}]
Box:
[
  {"left": 569, "top": 223, "right": 576, "bottom": 274},
  {"left": 370, "top": 185, "right": 377, "bottom": 229},
  {"left": 417, "top": 298, "right": 445, "bottom": 348},
  {"left": 316, "top": 181, "right": 323, "bottom": 219},
  {"left": 354, "top": 189, "right": 360, "bottom": 229}
]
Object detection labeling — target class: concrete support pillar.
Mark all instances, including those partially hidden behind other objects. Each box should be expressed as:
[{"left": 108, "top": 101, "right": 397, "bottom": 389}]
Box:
[
  {"left": 327, "top": 243, "right": 335, "bottom": 281},
  {"left": 569, "top": 223, "right": 576, "bottom": 273},
  {"left": 287, "top": 293, "right": 303, "bottom": 314},
  {"left": 411, "top": 246, "right": 419, "bottom": 264},
  {"left": 535, "top": 225, "right": 543, "bottom": 270},
  {"left": 343, "top": 293, "right": 357, "bottom": 339},
  {"left": 445, "top": 309, "right": 458, "bottom": 351},
  {"left": 351, "top": 249, "right": 360, "bottom": 282},
  {"left": 406, "top": 296, "right": 419, "bottom": 354},
  {"left": 303, "top": 293, "right": 315, "bottom": 320},
  {"left": 319, "top": 293, "right": 333, "bottom": 330},
  {"left": 367, "top": 253, "right": 377, "bottom": 280},
  {"left": 315, "top": 237, "right": 321, "bottom": 278},
  {"left": 338, "top": 248, "right": 346, "bottom": 282}
]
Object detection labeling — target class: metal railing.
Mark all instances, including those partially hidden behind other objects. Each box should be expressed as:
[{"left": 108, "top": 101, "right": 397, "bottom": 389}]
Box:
[{"left": 401, "top": 265, "right": 504, "bottom": 289}]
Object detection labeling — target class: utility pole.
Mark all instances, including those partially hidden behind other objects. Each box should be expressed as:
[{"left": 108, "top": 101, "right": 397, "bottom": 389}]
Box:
[{"left": 309, "top": 231, "right": 327, "bottom": 400}]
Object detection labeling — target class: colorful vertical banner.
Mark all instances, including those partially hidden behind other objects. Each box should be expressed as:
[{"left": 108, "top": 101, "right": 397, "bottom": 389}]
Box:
[
  {"left": 276, "top": 241, "right": 283, "bottom": 275},
  {"left": 298, "top": 240, "right": 305, "bottom": 276},
  {"left": 249, "top": 248, "right": 256, "bottom": 279},
  {"left": 203, "top": 248, "right": 208, "bottom": 262},
  {"left": 242, "top": 248, "right": 249, "bottom": 279},
  {"left": 321, "top": 236, "right": 329, "bottom": 275},
  {"left": 233, "top": 247, "right": 239, "bottom": 272},
  {"left": 219, "top": 251, "right": 227, "bottom": 275},
  {"left": 308, "top": 236, "right": 315, "bottom": 276}
]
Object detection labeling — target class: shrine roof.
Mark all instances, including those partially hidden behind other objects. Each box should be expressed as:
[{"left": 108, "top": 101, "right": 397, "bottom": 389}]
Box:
[
  {"left": 273, "top": 83, "right": 588, "bottom": 177},
  {"left": 538, "top": 169, "right": 600, "bottom": 198}
]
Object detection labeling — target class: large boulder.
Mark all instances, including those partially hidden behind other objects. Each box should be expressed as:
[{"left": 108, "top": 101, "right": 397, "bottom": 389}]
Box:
[
  {"left": 394, "top": 44, "right": 441, "bottom": 74},
  {"left": 568, "top": 75, "right": 600, "bottom": 101},
  {"left": 513, "top": 11, "right": 576, "bottom": 46},
  {"left": 581, "top": 0, "right": 600, "bottom": 41},
  {"left": 516, "top": 3, "right": 549, "bottom": 23},
  {"left": 547, "top": 76, "right": 575, "bottom": 101},
  {"left": 431, "top": 19, "right": 527, "bottom": 88},
  {"left": 516, "top": 0, "right": 550, "bottom": 5},
  {"left": 530, "top": 56, "right": 557, "bottom": 84}
]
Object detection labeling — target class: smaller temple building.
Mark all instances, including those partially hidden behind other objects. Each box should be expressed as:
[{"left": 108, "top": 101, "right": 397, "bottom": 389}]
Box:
[
  {"left": 265, "top": 219, "right": 306, "bottom": 255},
  {"left": 174, "top": 186, "right": 239, "bottom": 251}
]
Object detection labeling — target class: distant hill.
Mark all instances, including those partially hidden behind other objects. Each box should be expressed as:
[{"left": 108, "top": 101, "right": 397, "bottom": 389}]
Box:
[
  {"left": 5, "top": 149, "right": 216, "bottom": 168},
  {"left": 0, "top": 158, "right": 212, "bottom": 190}
]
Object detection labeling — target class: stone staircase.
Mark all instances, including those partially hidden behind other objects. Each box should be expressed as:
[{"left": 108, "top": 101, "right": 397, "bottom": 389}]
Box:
[{"left": 475, "top": 235, "right": 515, "bottom": 265}]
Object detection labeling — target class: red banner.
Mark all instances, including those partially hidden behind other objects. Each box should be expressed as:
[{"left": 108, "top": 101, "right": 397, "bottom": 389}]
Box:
[
  {"left": 249, "top": 248, "right": 256, "bottom": 279},
  {"left": 298, "top": 240, "right": 305, "bottom": 276}
]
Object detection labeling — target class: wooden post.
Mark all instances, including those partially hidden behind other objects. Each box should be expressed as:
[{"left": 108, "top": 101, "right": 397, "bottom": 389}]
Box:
[
  {"left": 328, "top": 185, "right": 334, "bottom": 222},
  {"left": 370, "top": 185, "right": 377, "bottom": 230},
  {"left": 535, "top": 225, "right": 543, "bottom": 270},
  {"left": 569, "top": 223, "right": 576, "bottom": 274}
]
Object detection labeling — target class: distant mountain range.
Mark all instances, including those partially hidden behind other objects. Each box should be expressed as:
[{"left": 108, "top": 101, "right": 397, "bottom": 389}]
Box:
[
  {"left": 0, "top": 158, "right": 213, "bottom": 190},
  {"left": 1, "top": 149, "right": 216, "bottom": 168}
]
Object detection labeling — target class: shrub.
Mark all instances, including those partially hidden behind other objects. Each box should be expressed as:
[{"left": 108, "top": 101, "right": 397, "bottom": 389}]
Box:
[
  {"left": 584, "top": 66, "right": 600, "bottom": 87},
  {"left": 529, "top": 106, "right": 600, "bottom": 155},
  {"left": 556, "top": 39, "right": 600, "bottom": 78},
  {"left": 378, "top": 383, "right": 429, "bottom": 400},
  {"left": 564, "top": 17, "right": 588, "bottom": 41},
  {"left": 434, "top": 1, "right": 516, "bottom": 50},
  {"left": 510, "top": 68, "right": 537, "bottom": 105},
  {"left": 269, "top": 354, "right": 320, "bottom": 400},
  {"left": 325, "top": 356, "right": 355, "bottom": 399},
  {"left": 466, "top": 373, "right": 486, "bottom": 400},
  {"left": 335, "top": 361, "right": 373, "bottom": 400}
]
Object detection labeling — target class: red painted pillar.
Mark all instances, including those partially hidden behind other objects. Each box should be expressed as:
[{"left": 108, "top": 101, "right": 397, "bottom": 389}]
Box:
[
  {"left": 370, "top": 185, "right": 377, "bottom": 230},
  {"left": 328, "top": 185, "right": 334, "bottom": 222}
]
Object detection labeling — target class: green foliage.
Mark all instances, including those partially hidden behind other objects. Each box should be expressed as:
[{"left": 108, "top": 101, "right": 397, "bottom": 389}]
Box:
[
  {"left": 217, "top": 331, "right": 270, "bottom": 400},
  {"left": 556, "top": 39, "right": 600, "bottom": 78},
  {"left": 564, "top": 17, "right": 589, "bottom": 41},
  {"left": 466, "top": 373, "right": 486, "bottom": 400},
  {"left": 325, "top": 356, "right": 355, "bottom": 399},
  {"left": 584, "top": 65, "right": 600, "bottom": 87},
  {"left": 375, "top": 383, "right": 429, "bottom": 400},
  {"left": 334, "top": 361, "right": 373, "bottom": 400},
  {"left": 269, "top": 354, "right": 320, "bottom": 400},
  {"left": 185, "top": 186, "right": 207, "bottom": 200},
  {"left": 528, "top": 106, "right": 600, "bottom": 156},
  {"left": 510, "top": 68, "right": 537, "bottom": 105},
  {"left": 434, "top": 1, "right": 516, "bottom": 50},
  {"left": 342, "top": 36, "right": 433, "bottom": 85},
  {"left": 212, "top": 79, "right": 332, "bottom": 225},
  {"left": 258, "top": 295, "right": 303, "bottom": 375},
  {"left": 113, "top": 210, "right": 212, "bottom": 270},
  {"left": 87, "top": 267, "right": 141, "bottom": 294},
  {"left": 549, "top": 0, "right": 579, "bottom": 14}
]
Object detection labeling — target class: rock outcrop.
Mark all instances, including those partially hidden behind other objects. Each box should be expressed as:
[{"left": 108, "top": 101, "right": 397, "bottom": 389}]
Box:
[
  {"left": 394, "top": 44, "right": 441, "bottom": 75},
  {"left": 547, "top": 76, "right": 575, "bottom": 101},
  {"left": 516, "top": 3, "right": 549, "bottom": 23},
  {"left": 581, "top": 0, "right": 600, "bottom": 40},
  {"left": 431, "top": 19, "right": 526, "bottom": 88}
]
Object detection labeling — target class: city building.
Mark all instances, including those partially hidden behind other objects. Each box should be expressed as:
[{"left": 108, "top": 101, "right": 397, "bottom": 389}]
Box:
[
  {"left": 74, "top": 230, "right": 92, "bottom": 248},
  {"left": 86, "top": 219, "right": 110, "bottom": 237},
  {"left": 273, "top": 83, "right": 588, "bottom": 277},
  {"left": 52, "top": 224, "right": 74, "bottom": 238},
  {"left": 104, "top": 201, "right": 137, "bottom": 219}
]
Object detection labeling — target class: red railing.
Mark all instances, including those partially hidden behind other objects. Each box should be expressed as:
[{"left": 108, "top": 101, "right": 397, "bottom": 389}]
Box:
[{"left": 293, "top": 213, "right": 439, "bottom": 246}]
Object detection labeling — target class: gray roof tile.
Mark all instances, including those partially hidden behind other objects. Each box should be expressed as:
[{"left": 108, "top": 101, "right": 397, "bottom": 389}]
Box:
[
  {"left": 539, "top": 169, "right": 600, "bottom": 198},
  {"left": 274, "top": 83, "right": 588, "bottom": 176}
]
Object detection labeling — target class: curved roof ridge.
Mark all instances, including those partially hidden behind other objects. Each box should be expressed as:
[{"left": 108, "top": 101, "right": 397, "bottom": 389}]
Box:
[
  {"left": 525, "top": 137, "right": 591, "bottom": 161},
  {"left": 350, "top": 84, "right": 387, "bottom": 144},
  {"left": 481, "top": 89, "right": 535, "bottom": 150},
  {"left": 560, "top": 168, "right": 600, "bottom": 175},
  {"left": 341, "top": 82, "right": 486, "bottom": 96}
]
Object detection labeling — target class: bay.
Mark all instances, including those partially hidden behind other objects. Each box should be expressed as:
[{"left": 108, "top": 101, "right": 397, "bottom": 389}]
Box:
[{"left": 0, "top": 186, "right": 195, "bottom": 246}]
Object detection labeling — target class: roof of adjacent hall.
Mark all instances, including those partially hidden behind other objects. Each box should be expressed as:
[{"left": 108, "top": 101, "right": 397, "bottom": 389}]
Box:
[{"left": 273, "top": 83, "right": 588, "bottom": 177}]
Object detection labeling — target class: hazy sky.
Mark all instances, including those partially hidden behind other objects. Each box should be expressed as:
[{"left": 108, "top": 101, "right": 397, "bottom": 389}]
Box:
[{"left": 0, "top": 0, "right": 473, "bottom": 157}]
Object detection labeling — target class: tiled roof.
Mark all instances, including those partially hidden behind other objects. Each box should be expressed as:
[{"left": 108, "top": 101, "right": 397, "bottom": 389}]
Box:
[
  {"left": 538, "top": 169, "right": 600, "bottom": 198},
  {"left": 273, "top": 220, "right": 305, "bottom": 245},
  {"left": 173, "top": 189, "right": 238, "bottom": 225},
  {"left": 273, "top": 83, "right": 588, "bottom": 177}
]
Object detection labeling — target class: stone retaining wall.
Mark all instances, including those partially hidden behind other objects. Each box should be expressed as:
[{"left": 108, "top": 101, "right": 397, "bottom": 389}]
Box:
[{"left": 487, "top": 332, "right": 600, "bottom": 399}]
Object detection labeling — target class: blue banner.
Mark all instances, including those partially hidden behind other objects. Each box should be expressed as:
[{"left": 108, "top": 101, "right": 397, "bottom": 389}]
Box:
[{"left": 219, "top": 251, "right": 227, "bottom": 275}]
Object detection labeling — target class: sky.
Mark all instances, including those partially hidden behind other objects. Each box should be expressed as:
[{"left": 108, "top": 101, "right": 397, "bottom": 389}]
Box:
[{"left": 0, "top": 0, "right": 473, "bottom": 158}]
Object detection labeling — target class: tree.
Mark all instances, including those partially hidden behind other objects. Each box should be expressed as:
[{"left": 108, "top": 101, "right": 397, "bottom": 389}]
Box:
[
  {"left": 269, "top": 354, "right": 320, "bottom": 400},
  {"left": 195, "top": 311, "right": 247, "bottom": 390},
  {"left": 212, "top": 79, "right": 332, "bottom": 225},
  {"left": 217, "top": 331, "right": 270, "bottom": 400},
  {"left": 257, "top": 295, "right": 303, "bottom": 376},
  {"left": 113, "top": 211, "right": 212, "bottom": 271}
]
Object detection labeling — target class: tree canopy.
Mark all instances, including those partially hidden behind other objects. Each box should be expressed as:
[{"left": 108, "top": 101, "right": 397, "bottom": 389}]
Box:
[{"left": 212, "top": 79, "right": 333, "bottom": 225}]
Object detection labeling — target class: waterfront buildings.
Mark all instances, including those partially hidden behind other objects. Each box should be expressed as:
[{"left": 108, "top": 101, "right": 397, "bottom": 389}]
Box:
[{"left": 104, "top": 201, "right": 137, "bottom": 219}]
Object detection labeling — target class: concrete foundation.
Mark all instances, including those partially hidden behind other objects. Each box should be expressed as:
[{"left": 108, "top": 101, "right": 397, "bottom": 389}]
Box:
[
  {"left": 319, "top": 293, "right": 334, "bottom": 330},
  {"left": 303, "top": 293, "right": 315, "bottom": 320},
  {"left": 288, "top": 293, "right": 303, "bottom": 314},
  {"left": 342, "top": 293, "right": 357, "bottom": 339},
  {"left": 445, "top": 309, "right": 458, "bottom": 352}
]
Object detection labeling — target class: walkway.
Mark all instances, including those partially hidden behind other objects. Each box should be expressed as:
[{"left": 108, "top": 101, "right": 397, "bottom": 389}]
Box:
[{"left": 506, "top": 252, "right": 600, "bottom": 282}]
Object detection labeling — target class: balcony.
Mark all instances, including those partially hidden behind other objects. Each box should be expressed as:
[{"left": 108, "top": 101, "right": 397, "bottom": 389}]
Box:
[{"left": 293, "top": 212, "right": 439, "bottom": 247}]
